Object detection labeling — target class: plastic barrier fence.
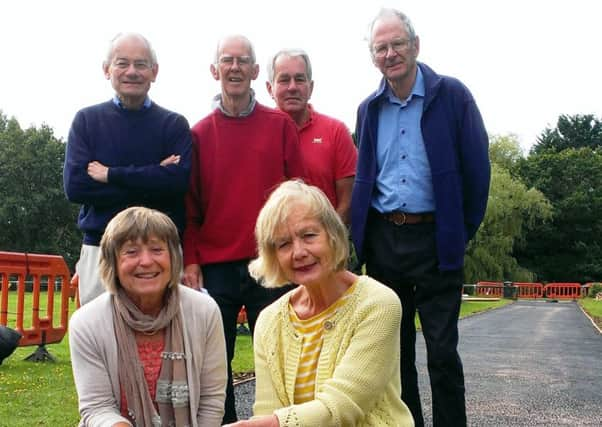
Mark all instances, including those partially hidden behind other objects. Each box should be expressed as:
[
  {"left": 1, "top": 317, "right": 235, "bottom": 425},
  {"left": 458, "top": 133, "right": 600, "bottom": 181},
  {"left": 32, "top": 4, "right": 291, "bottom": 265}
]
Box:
[
  {"left": 543, "top": 282, "right": 582, "bottom": 299},
  {"left": 475, "top": 281, "right": 503, "bottom": 297},
  {"left": 513, "top": 282, "right": 544, "bottom": 298},
  {"left": 0, "top": 251, "right": 75, "bottom": 359}
]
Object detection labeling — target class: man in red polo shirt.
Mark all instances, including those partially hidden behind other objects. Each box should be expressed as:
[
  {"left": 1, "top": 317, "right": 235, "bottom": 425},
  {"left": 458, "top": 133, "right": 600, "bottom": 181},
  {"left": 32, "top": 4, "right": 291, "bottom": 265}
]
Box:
[{"left": 266, "top": 48, "right": 357, "bottom": 224}]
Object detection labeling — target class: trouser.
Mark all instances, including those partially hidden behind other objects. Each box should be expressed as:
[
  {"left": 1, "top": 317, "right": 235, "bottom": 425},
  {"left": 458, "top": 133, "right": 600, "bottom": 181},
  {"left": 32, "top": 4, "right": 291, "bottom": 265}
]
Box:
[
  {"left": 364, "top": 211, "right": 466, "bottom": 427},
  {"left": 202, "top": 259, "right": 291, "bottom": 424},
  {"left": 75, "top": 244, "right": 105, "bottom": 305}
]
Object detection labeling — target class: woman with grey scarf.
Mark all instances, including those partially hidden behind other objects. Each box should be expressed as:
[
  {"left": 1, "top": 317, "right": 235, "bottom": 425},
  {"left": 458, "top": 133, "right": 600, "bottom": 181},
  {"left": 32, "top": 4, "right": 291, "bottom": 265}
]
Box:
[{"left": 70, "top": 206, "right": 227, "bottom": 427}]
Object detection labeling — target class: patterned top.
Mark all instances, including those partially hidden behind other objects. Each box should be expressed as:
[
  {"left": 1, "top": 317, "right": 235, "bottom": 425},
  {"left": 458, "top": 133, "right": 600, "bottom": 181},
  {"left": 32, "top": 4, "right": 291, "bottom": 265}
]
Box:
[
  {"left": 120, "top": 338, "right": 165, "bottom": 416},
  {"left": 289, "top": 282, "right": 356, "bottom": 403}
]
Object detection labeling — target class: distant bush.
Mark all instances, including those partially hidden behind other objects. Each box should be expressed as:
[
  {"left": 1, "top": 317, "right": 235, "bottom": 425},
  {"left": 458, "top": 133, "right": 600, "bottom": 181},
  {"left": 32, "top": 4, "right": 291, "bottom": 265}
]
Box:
[{"left": 588, "top": 283, "right": 602, "bottom": 298}]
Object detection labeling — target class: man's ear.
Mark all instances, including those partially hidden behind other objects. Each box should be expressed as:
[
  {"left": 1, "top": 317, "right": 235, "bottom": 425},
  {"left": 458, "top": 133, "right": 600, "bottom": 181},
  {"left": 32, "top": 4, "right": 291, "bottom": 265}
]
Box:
[
  {"left": 266, "top": 81, "right": 274, "bottom": 98},
  {"left": 251, "top": 64, "right": 259, "bottom": 80},
  {"left": 103, "top": 62, "right": 111, "bottom": 80},
  {"left": 210, "top": 63, "right": 219, "bottom": 81}
]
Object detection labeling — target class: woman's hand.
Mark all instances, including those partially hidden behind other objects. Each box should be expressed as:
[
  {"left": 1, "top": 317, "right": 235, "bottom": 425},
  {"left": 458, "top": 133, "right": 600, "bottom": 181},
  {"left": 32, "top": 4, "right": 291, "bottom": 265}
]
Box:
[{"left": 223, "top": 414, "right": 279, "bottom": 427}]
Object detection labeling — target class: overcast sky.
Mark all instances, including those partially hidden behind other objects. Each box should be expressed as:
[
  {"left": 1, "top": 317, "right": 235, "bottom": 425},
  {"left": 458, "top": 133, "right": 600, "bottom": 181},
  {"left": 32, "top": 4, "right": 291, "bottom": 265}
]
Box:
[{"left": 2, "top": 0, "right": 600, "bottom": 152}]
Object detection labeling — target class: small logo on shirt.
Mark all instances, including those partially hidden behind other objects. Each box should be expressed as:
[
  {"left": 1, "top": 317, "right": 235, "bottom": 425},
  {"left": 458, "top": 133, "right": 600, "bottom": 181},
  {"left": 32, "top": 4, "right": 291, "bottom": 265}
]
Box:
[{"left": 312, "top": 138, "right": 322, "bottom": 144}]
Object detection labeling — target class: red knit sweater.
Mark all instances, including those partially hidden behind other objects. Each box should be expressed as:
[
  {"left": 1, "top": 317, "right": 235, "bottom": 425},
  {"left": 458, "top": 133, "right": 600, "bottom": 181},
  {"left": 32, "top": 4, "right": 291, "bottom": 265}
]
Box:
[{"left": 183, "top": 103, "right": 306, "bottom": 266}]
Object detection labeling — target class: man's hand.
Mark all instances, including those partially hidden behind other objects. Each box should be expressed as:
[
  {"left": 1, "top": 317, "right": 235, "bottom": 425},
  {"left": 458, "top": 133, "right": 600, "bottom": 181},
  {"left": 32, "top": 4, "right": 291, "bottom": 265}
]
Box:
[
  {"left": 87, "top": 161, "right": 109, "bottom": 183},
  {"left": 182, "top": 264, "right": 203, "bottom": 290},
  {"left": 160, "top": 154, "right": 181, "bottom": 166}
]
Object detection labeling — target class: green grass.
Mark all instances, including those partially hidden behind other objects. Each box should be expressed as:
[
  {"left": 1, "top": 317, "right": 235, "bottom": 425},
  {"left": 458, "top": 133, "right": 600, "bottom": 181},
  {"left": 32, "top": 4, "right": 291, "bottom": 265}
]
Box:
[
  {"left": 579, "top": 297, "right": 602, "bottom": 317},
  {"left": 579, "top": 297, "right": 602, "bottom": 329}
]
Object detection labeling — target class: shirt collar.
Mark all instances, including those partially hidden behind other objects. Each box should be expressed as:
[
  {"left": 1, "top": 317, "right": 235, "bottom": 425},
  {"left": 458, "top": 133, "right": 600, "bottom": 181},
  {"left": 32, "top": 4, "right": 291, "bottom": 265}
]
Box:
[
  {"left": 112, "top": 95, "right": 152, "bottom": 110},
  {"left": 297, "top": 104, "right": 315, "bottom": 131},
  {"left": 212, "top": 89, "right": 257, "bottom": 117},
  {"left": 385, "top": 66, "right": 425, "bottom": 104}
]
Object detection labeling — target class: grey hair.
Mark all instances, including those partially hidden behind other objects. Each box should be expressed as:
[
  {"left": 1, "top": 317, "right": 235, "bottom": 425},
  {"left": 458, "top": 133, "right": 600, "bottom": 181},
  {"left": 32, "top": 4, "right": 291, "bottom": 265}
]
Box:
[
  {"left": 368, "top": 8, "right": 417, "bottom": 48},
  {"left": 104, "top": 32, "right": 158, "bottom": 67},
  {"left": 266, "top": 48, "right": 313, "bottom": 83},
  {"left": 213, "top": 34, "right": 256, "bottom": 64}
]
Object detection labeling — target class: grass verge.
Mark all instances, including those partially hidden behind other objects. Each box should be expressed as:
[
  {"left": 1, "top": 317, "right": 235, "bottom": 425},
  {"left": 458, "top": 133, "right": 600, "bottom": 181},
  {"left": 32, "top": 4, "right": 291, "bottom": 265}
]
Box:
[{"left": 578, "top": 297, "right": 602, "bottom": 329}]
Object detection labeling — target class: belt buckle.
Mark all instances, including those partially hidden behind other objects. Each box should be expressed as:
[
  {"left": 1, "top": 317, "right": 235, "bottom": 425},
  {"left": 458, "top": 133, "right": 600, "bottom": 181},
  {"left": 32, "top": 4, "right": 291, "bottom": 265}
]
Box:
[{"left": 393, "top": 212, "right": 406, "bottom": 225}]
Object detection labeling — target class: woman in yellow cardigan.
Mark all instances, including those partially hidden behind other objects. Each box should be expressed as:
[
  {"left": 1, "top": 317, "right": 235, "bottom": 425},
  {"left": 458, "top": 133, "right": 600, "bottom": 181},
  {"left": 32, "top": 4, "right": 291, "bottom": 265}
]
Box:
[{"left": 225, "top": 180, "right": 413, "bottom": 427}]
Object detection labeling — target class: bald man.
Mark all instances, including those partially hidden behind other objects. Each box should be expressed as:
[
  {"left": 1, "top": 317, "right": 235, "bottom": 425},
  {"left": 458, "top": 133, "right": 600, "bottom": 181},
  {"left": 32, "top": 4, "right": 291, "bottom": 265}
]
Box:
[{"left": 64, "top": 32, "right": 192, "bottom": 305}]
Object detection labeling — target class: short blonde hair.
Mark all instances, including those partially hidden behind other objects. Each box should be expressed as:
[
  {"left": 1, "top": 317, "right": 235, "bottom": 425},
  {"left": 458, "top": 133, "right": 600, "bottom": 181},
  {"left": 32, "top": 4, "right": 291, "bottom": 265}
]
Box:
[
  {"left": 99, "top": 207, "right": 182, "bottom": 294},
  {"left": 249, "top": 180, "right": 349, "bottom": 288}
]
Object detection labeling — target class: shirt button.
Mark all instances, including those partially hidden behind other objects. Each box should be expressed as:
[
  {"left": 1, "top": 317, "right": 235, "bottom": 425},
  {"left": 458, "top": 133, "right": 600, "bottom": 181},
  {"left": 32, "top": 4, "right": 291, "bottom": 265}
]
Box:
[
  {"left": 401, "top": 129, "right": 406, "bottom": 135},
  {"left": 402, "top": 155, "right": 406, "bottom": 159},
  {"left": 324, "top": 321, "right": 333, "bottom": 330}
]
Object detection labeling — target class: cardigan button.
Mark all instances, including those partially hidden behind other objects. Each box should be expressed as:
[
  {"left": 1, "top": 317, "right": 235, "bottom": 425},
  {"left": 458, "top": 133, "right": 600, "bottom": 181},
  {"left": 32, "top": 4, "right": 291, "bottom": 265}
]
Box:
[{"left": 324, "top": 320, "right": 334, "bottom": 330}]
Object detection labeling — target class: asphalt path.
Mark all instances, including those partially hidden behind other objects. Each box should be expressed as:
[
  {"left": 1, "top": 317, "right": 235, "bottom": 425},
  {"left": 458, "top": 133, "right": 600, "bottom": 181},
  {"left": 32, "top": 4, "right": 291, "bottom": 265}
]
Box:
[{"left": 235, "top": 300, "right": 602, "bottom": 426}]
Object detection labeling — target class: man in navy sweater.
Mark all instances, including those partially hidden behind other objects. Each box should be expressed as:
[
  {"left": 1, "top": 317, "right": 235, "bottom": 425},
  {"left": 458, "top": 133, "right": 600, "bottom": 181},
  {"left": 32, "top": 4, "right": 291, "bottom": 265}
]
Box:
[
  {"left": 351, "top": 9, "right": 490, "bottom": 427},
  {"left": 63, "top": 33, "right": 192, "bottom": 305}
]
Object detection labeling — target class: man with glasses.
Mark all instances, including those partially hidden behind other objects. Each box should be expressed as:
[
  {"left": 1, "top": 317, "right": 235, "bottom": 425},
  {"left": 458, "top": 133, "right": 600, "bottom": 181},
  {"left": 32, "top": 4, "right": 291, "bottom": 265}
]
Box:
[
  {"left": 351, "top": 9, "right": 490, "bottom": 427},
  {"left": 64, "top": 32, "right": 192, "bottom": 305},
  {"left": 182, "top": 35, "right": 306, "bottom": 423}
]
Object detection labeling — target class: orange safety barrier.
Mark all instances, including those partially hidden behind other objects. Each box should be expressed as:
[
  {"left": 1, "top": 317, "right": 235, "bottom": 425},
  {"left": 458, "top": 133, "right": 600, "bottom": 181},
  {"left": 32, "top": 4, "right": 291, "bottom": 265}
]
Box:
[
  {"left": 0, "top": 251, "right": 75, "bottom": 360},
  {"left": 237, "top": 306, "right": 248, "bottom": 325},
  {"left": 475, "top": 281, "right": 503, "bottom": 297},
  {"left": 544, "top": 282, "right": 582, "bottom": 299},
  {"left": 514, "top": 282, "right": 544, "bottom": 298}
]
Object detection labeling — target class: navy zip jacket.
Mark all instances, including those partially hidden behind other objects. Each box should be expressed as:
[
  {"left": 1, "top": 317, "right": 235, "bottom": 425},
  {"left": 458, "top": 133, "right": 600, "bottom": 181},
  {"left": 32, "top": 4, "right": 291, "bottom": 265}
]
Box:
[
  {"left": 351, "top": 62, "right": 490, "bottom": 271},
  {"left": 63, "top": 100, "right": 192, "bottom": 245}
]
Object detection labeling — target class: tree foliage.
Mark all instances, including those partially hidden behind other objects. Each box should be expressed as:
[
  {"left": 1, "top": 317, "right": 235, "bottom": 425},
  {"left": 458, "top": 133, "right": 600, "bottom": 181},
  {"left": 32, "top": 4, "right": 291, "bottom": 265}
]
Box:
[
  {"left": 0, "top": 111, "right": 80, "bottom": 269},
  {"left": 531, "top": 114, "right": 602, "bottom": 155},
  {"left": 517, "top": 146, "right": 602, "bottom": 282},
  {"left": 488, "top": 133, "right": 524, "bottom": 171},
  {"left": 464, "top": 161, "right": 552, "bottom": 283}
]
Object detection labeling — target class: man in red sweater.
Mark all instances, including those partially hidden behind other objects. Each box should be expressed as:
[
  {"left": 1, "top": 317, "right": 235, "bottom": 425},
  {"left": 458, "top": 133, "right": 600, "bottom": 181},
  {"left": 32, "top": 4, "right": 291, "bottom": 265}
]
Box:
[
  {"left": 182, "top": 35, "right": 306, "bottom": 423},
  {"left": 266, "top": 48, "right": 357, "bottom": 225}
]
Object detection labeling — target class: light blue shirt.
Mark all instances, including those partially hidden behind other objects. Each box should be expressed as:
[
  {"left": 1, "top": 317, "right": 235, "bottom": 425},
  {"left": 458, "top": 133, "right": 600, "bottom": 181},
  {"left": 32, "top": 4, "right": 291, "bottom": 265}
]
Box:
[
  {"left": 371, "top": 67, "right": 435, "bottom": 213},
  {"left": 112, "top": 95, "right": 152, "bottom": 110}
]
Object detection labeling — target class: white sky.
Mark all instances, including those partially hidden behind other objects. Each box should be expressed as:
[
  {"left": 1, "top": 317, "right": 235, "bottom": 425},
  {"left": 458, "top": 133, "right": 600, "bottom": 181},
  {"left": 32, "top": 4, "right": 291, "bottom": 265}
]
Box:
[{"left": 2, "top": 0, "right": 601, "bottom": 152}]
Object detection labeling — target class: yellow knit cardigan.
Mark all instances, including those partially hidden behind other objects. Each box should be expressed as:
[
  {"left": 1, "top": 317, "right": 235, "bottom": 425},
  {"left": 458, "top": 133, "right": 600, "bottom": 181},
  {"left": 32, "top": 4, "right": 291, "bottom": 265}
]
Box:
[{"left": 252, "top": 275, "right": 414, "bottom": 426}]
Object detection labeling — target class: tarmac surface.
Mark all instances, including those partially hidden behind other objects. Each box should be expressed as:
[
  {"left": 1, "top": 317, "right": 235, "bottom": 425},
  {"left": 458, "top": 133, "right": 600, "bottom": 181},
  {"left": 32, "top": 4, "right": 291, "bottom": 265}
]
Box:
[{"left": 234, "top": 300, "right": 602, "bottom": 426}]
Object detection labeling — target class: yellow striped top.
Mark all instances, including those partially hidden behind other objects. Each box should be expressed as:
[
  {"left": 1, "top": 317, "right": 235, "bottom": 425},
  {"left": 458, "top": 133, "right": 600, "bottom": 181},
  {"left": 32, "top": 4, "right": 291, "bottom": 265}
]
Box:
[{"left": 288, "top": 282, "right": 356, "bottom": 403}]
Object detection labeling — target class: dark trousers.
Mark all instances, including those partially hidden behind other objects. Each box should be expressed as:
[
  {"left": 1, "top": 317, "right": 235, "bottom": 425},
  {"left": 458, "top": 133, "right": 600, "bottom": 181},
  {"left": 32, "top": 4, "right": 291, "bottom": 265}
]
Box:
[
  {"left": 364, "top": 211, "right": 466, "bottom": 427},
  {"left": 202, "top": 260, "right": 291, "bottom": 423}
]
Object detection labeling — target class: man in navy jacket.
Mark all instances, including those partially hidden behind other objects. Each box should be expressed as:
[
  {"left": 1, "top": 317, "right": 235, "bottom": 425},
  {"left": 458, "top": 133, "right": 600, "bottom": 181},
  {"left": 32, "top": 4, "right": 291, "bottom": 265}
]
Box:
[
  {"left": 64, "top": 33, "right": 191, "bottom": 305},
  {"left": 351, "top": 9, "right": 490, "bottom": 427}
]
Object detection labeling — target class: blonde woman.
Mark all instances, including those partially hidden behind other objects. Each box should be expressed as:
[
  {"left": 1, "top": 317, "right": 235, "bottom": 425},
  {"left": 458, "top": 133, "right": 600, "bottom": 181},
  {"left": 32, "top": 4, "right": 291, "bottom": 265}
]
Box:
[{"left": 226, "top": 181, "right": 413, "bottom": 427}]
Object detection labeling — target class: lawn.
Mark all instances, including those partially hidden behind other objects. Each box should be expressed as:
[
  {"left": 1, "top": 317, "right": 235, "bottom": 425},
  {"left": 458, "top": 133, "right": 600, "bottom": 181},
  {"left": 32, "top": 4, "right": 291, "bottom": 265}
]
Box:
[
  {"left": 0, "top": 293, "right": 508, "bottom": 426},
  {"left": 578, "top": 297, "right": 602, "bottom": 329}
]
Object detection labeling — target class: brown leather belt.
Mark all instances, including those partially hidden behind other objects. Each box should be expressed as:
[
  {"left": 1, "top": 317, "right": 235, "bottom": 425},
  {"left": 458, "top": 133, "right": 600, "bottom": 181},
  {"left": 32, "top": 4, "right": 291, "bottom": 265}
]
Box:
[{"left": 381, "top": 211, "right": 435, "bottom": 225}]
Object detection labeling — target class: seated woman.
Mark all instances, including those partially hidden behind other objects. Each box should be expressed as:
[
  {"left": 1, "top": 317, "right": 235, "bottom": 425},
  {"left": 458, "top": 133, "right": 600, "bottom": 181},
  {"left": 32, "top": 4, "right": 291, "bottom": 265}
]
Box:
[
  {"left": 69, "top": 206, "right": 227, "bottom": 427},
  {"left": 226, "top": 181, "right": 413, "bottom": 426}
]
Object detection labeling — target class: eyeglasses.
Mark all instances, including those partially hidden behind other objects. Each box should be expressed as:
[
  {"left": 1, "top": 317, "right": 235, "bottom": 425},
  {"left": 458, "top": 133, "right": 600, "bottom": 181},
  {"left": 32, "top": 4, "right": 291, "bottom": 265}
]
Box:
[
  {"left": 112, "top": 59, "right": 152, "bottom": 70},
  {"left": 372, "top": 38, "right": 412, "bottom": 58},
  {"left": 218, "top": 55, "right": 253, "bottom": 66}
]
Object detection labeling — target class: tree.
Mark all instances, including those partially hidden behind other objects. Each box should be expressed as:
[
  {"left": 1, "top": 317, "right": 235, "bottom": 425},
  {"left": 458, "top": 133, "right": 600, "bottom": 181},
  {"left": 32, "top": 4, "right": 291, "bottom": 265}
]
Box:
[
  {"left": 464, "top": 162, "right": 552, "bottom": 283},
  {"left": 0, "top": 111, "right": 81, "bottom": 269},
  {"left": 488, "top": 133, "right": 524, "bottom": 171},
  {"left": 516, "top": 147, "right": 602, "bottom": 282},
  {"left": 531, "top": 114, "right": 602, "bottom": 155}
]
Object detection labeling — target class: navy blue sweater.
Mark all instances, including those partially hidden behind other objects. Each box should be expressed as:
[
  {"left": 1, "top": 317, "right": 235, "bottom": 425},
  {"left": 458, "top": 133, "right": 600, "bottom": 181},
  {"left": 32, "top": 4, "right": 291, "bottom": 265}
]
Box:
[
  {"left": 63, "top": 101, "right": 192, "bottom": 245},
  {"left": 351, "top": 63, "right": 490, "bottom": 271}
]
